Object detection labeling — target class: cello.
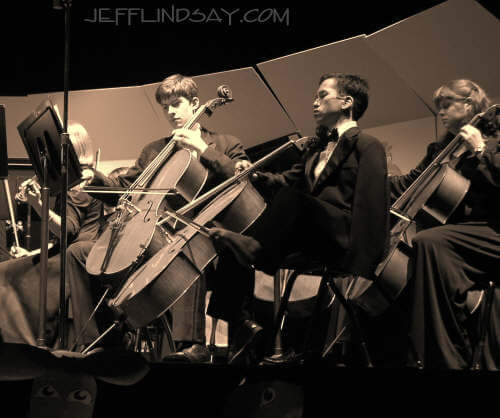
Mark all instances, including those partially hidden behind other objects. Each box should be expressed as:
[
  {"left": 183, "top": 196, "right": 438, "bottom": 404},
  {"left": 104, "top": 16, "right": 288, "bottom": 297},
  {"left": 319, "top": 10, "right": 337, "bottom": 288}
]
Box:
[
  {"left": 354, "top": 104, "right": 499, "bottom": 315},
  {"left": 107, "top": 134, "right": 313, "bottom": 330},
  {"left": 85, "top": 89, "right": 234, "bottom": 281}
]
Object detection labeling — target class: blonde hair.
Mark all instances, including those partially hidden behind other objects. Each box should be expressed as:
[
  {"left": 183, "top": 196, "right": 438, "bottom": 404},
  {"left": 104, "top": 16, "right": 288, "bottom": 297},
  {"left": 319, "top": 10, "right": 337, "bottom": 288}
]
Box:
[
  {"left": 433, "top": 79, "right": 491, "bottom": 116},
  {"left": 67, "top": 121, "right": 94, "bottom": 168}
]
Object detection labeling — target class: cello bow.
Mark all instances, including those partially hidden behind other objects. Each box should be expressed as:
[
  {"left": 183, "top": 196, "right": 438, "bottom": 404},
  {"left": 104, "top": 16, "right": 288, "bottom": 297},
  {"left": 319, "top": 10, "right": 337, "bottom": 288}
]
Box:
[{"left": 157, "top": 134, "right": 314, "bottom": 226}]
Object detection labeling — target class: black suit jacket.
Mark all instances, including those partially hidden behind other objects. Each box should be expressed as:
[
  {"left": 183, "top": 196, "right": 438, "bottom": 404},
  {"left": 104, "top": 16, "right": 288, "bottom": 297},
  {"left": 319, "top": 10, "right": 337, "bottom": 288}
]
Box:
[{"left": 257, "top": 127, "right": 389, "bottom": 278}]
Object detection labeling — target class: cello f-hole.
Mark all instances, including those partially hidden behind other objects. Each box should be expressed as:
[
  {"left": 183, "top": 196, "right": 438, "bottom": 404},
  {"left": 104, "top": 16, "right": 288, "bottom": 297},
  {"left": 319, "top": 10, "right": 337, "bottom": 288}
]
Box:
[{"left": 144, "top": 200, "right": 153, "bottom": 222}]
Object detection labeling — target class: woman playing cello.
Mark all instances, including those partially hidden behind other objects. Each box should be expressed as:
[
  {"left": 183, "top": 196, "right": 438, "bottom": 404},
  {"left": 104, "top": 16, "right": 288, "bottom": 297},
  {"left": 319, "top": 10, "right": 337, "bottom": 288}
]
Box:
[{"left": 390, "top": 79, "right": 499, "bottom": 370}]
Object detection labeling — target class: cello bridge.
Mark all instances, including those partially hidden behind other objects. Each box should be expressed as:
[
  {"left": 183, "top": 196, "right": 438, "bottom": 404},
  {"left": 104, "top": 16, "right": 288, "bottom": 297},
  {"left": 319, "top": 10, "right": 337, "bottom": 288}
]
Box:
[
  {"left": 122, "top": 200, "right": 142, "bottom": 214},
  {"left": 157, "top": 224, "right": 174, "bottom": 244}
]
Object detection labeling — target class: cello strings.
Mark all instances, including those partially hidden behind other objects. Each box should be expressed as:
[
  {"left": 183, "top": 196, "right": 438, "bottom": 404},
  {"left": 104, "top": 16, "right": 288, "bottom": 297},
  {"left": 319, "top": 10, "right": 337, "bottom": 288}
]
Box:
[
  {"left": 120, "top": 104, "right": 206, "bottom": 201},
  {"left": 392, "top": 106, "right": 493, "bottom": 214},
  {"left": 121, "top": 141, "right": 176, "bottom": 200}
]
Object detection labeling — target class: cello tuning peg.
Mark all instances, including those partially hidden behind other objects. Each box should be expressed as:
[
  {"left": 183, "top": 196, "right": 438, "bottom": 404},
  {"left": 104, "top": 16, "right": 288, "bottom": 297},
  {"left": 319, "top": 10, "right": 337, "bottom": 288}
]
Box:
[{"left": 217, "top": 85, "right": 232, "bottom": 100}]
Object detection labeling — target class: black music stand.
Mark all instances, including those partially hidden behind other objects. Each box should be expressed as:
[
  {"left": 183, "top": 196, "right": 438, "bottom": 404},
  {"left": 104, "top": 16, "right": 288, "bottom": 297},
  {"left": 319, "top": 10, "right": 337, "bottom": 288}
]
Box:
[
  {"left": 17, "top": 99, "right": 82, "bottom": 348},
  {"left": 17, "top": 100, "right": 82, "bottom": 194}
]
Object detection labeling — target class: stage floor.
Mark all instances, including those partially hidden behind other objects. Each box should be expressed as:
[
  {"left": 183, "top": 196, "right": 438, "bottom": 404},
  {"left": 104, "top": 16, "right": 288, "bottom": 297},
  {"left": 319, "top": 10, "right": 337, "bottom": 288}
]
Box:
[{"left": 1, "top": 354, "right": 498, "bottom": 418}]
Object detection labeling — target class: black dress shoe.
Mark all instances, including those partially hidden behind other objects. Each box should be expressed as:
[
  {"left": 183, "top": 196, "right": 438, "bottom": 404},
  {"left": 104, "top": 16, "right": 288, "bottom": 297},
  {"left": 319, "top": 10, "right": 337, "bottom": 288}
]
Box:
[
  {"left": 162, "top": 344, "right": 211, "bottom": 363},
  {"left": 228, "top": 320, "right": 264, "bottom": 365}
]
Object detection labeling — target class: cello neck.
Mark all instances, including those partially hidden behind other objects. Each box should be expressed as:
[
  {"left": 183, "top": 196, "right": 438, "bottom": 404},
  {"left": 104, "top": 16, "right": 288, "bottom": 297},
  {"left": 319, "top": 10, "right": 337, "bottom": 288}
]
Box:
[
  {"left": 183, "top": 104, "right": 208, "bottom": 130},
  {"left": 119, "top": 96, "right": 233, "bottom": 202}
]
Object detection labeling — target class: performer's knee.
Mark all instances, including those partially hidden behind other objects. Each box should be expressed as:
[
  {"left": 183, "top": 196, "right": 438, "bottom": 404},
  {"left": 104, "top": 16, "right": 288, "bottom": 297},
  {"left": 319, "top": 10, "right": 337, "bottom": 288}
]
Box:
[
  {"left": 273, "top": 186, "right": 303, "bottom": 206},
  {"left": 66, "top": 241, "right": 93, "bottom": 263},
  {"left": 412, "top": 227, "right": 448, "bottom": 249}
]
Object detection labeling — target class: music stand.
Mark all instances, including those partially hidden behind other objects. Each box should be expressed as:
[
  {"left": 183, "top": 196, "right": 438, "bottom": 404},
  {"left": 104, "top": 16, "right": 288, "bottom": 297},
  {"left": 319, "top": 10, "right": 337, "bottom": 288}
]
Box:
[
  {"left": 17, "top": 99, "right": 82, "bottom": 347},
  {"left": 17, "top": 100, "right": 82, "bottom": 194}
]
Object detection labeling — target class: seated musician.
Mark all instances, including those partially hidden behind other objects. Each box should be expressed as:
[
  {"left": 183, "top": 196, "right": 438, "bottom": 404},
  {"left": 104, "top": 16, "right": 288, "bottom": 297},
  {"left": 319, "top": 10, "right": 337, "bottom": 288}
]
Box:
[
  {"left": 207, "top": 73, "right": 390, "bottom": 361},
  {"left": 390, "top": 79, "right": 500, "bottom": 370},
  {"left": 0, "top": 121, "right": 104, "bottom": 347},
  {"left": 81, "top": 74, "right": 257, "bottom": 361}
]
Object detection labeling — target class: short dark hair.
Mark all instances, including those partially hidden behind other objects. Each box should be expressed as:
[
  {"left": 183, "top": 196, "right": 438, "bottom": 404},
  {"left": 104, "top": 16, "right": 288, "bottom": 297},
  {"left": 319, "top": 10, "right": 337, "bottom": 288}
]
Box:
[
  {"left": 319, "top": 73, "right": 369, "bottom": 121},
  {"left": 155, "top": 74, "right": 199, "bottom": 104}
]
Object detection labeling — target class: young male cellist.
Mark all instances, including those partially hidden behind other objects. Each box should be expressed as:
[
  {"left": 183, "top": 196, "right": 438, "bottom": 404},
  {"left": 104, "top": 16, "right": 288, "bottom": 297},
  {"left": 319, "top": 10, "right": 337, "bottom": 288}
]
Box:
[
  {"left": 76, "top": 74, "right": 260, "bottom": 361},
  {"left": 207, "top": 73, "right": 390, "bottom": 362}
]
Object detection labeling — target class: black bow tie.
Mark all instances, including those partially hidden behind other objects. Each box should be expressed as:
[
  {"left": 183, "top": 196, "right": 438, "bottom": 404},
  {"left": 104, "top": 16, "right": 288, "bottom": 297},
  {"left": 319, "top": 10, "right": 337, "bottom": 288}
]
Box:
[
  {"left": 328, "top": 128, "right": 339, "bottom": 142},
  {"left": 315, "top": 126, "right": 339, "bottom": 147}
]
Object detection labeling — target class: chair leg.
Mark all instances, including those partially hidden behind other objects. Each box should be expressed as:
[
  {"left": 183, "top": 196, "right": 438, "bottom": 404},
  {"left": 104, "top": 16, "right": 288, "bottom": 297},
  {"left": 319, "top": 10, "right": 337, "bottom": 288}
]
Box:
[
  {"left": 471, "top": 281, "right": 495, "bottom": 371},
  {"left": 269, "top": 270, "right": 300, "bottom": 356},
  {"left": 300, "top": 275, "right": 331, "bottom": 357},
  {"left": 208, "top": 317, "right": 219, "bottom": 363},
  {"left": 321, "top": 276, "right": 357, "bottom": 358},
  {"left": 160, "top": 313, "right": 176, "bottom": 354},
  {"left": 133, "top": 329, "right": 142, "bottom": 352},
  {"left": 142, "top": 326, "right": 159, "bottom": 361},
  {"left": 271, "top": 269, "right": 286, "bottom": 356},
  {"left": 209, "top": 317, "right": 218, "bottom": 347},
  {"left": 325, "top": 276, "right": 373, "bottom": 367}
]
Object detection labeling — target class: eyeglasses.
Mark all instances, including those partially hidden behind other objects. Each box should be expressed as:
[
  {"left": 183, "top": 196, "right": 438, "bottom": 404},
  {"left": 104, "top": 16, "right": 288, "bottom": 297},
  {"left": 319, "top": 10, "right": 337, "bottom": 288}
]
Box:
[
  {"left": 313, "top": 95, "right": 346, "bottom": 103},
  {"left": 437, "top": 96, "right": 474, "bottom": 110}
]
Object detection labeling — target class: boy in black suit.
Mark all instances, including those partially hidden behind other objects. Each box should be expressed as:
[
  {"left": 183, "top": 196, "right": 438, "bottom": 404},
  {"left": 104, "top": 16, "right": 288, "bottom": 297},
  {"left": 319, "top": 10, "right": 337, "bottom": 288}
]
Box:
[
  {"left": 207, "top": 74, "right": 390, "bottom": 361},
  {"left": 74, "top": 74, "right": 256, "bottom": 361}
]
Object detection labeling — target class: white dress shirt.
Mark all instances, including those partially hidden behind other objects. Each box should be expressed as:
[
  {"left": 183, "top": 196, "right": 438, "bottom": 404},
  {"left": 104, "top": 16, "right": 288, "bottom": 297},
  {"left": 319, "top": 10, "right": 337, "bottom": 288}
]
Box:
[{"left": 313, "top": 120, "right": 358, "bottom": 180}]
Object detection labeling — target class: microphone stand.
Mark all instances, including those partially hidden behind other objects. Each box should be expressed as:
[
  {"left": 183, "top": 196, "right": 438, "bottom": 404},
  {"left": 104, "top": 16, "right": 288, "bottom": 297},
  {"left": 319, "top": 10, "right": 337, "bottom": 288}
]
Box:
[{"left": 56, "top": 0, "right": 72, "bottom": 349}]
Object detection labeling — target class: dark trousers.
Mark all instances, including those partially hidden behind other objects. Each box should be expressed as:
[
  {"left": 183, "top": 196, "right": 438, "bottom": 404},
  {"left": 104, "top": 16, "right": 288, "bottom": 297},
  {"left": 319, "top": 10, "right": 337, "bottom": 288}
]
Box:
[
  {"left": 409, "top": 222, "right": 500, "bottom": 370},
  {"left": 251, "top": 186, "right": 346, "bottom": 275},
  {"left": 206, "top": 249, "right": 255, "bottom": 328},
  {"left": 66, "top": 240, "right": 103, "bottom": 345},
  {"left": 207, "top": 187, "right": 346, "bottom": 328},
  {"left": 169, "top": 274, "right": 207, "bottom": 345}
]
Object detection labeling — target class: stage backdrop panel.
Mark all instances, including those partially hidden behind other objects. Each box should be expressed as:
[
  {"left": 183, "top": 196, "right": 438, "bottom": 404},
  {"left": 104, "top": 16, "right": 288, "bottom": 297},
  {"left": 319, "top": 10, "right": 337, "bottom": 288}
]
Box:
[
  {"left": 2, "top": 68, "right": 297, "bottom": 164},
  {"left": 143, "top": 67, "right": 298, "bottom": 150},
  {"left": 0, "top": 95, "right": 52, "bottom": 160},
  {"left": 256, "top": 35, "right": 434, "bottom": 138},
  {"left": 366, "top": 0, "right": 500, "bottom": 111},
  {"left": 1, "top": 86, "right": 163, "bottom": 165},
  {"left": 26, "top": 87, "right": 168, "bottom": 164},
  {"left": 364, "top": 116, "right": 437, "bottom": 174}
]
